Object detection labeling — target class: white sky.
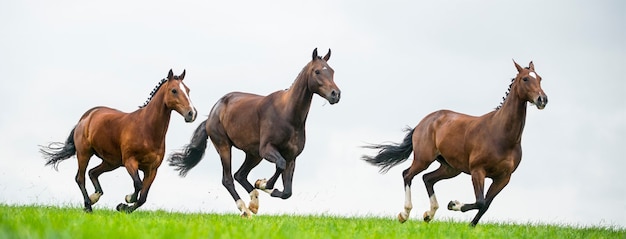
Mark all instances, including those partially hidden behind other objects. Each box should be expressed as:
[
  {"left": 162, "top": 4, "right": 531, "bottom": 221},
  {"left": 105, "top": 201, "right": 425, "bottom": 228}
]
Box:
[{"left": 1, "top": 0, "right": 624, "bottom": 227}]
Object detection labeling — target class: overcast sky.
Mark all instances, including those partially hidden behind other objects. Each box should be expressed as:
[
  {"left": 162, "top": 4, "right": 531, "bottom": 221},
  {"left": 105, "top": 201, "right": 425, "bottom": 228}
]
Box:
[{"left": 1, "top": 0, "right": 624, "bottom": 227}]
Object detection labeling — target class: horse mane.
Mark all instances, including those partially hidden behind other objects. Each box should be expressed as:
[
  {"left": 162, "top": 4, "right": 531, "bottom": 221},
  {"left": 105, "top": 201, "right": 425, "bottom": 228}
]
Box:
[
  {"left": 495, "top": 78, "right": 514, "bottom": 110},
  {"left": 139, "top": 78, "right": 168, "bottom": 108},
  {"left": 495, "top": 66, "right": 530, "bottom": 110}
]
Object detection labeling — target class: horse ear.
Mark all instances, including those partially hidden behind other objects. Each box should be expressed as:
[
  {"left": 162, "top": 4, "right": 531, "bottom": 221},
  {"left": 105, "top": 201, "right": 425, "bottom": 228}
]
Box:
[
  {"left": 312, "top": 48, "right": 318, "bottom": 61},
  {"left": 513, "top": 59, "right": 523, "bottom": 73},
  {"left": 180, "top": 69, "right": 186, "bottom": 80},
  {"left": 323, "top": 48, "right": 331, "bottom": 61},
  {"left": 528, "top": 61, "right": 535, "bottom": 71},
  {"left": 168, "top": 69, "right": 174, "bottom": 79}
]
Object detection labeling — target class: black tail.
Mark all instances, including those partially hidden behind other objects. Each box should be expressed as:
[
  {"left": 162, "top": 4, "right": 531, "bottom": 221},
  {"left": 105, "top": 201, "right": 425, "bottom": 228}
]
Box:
[
  {"left": 168, "top": 120, "right": 209, "bottom": 177},
  {"left": 40, "top": 127, "right": 77, "bottom": 170},
  {"left": 361, "top": 127, "right": 415, "bottom": 174}
]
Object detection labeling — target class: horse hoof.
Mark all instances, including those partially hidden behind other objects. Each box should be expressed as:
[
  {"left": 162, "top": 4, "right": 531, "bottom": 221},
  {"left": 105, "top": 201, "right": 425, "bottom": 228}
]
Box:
[
  {"left": 241, "top": 211, "right": 252, "bottom": 219},
  {"left": 249, "top": 204, "right": 258, "bottom": 214},
  {"left": 397, "top": 213, "right": 408, "bottom": 223},
  {"left": 116, "top": 203, "right": 131, "bottom": 213},
  {"left": 84, "top": 207, "right": 93, "bottom": 213},
  {"left": 423, "top": 212, "right": 432, "bottom": 223},
  {"left": 448, "top": 200, "right": 462, "bottom": 211}
]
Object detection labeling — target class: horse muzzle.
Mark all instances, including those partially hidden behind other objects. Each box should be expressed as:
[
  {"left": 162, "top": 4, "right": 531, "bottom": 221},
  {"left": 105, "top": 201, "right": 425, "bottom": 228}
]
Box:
[
  {"left": 326, "top": 89, "right": 341, "bottom": 105},
  {"left": 534, "top": 95, "right": 548, "bottom": 110},
  {"left": 184, "top": 108, "right": 197, "bottom": 122}
]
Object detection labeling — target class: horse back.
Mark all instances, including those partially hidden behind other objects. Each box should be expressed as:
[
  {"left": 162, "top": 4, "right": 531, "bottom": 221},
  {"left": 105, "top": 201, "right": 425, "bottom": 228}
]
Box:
[
  {"left": 73, "top": 106, "right": 129, "bottom": 164},
  {"left": 208, "top": 92, "right": 265, "bottom": 154}
]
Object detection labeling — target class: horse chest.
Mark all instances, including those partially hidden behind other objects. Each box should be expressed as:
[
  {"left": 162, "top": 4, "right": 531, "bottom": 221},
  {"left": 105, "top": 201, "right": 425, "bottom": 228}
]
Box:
[{"left": 280, "top": 129, "right": 306, "bottom": 159}]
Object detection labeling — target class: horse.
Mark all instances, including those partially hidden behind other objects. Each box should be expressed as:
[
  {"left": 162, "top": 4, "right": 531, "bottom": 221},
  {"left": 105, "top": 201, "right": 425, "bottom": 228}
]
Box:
[
  {"left": 168, "top": 48, "right": 340, "bottom": 217},
  {"left": 39, "top": 69, "right": 197, "bottom": 213},
  {"left": 361, "top": 61, "right": 548, "bottom": 226}
]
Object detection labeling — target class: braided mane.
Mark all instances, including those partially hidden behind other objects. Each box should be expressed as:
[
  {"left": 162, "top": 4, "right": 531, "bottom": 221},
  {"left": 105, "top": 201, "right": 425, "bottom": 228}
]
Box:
[
  {"left": 495, "top": 78, "right": 514, "bottom": 110},
  {"left": 139, "top": 78, "right": 168, "bottom": 108},
  {"left": 495, "top": 66, "right": 530, "bottom": 110}
]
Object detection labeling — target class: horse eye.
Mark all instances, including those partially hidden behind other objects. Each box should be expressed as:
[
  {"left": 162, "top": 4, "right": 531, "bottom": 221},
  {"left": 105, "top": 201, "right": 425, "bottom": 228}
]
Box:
[
  {"left": 315, "top": 70, "right": 320, "bottom": 74},
  {"left": 523, "top": 77, "right": 528, "bottom": 82},
  {"left": 171, "top": 89, "right": 178, "bottom": 94}
]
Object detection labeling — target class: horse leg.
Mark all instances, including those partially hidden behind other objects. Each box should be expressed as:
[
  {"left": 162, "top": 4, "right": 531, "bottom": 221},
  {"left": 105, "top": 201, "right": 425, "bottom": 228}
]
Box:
[
  {"left": 397, "top": 156, "right": 432, "bottom": 223},
  {"left": 117, "top": 159, "right": 142, "bottom": 213},
  {"left": 255, "top": 167, "right": 281, "bottom": 192},
  {"left": 75, "top": 151, "right": 93, "bottom": 212},
  {"left": 264, "top": 160, "right": 295, "bottom": 199},
  {"left": 215, "top": 145, "right": 252, "bottom": 218},
  {"left": 87, "top": 161, "right": 118, "bottom": 204},
  {"left": 122, "top": 168, "right": 158, "bottom": 213},
  {"left": 468, "top": 175, "right": 511, "bottom": 226},
  {"left": 421, "top": 161, "right": 461, "bottom": 222},
  {"left": 447, "top": 170, "right": 486, "bottom": 225},
  {"left": 234, "top": 153, "right": 262, "bottom": 214}
]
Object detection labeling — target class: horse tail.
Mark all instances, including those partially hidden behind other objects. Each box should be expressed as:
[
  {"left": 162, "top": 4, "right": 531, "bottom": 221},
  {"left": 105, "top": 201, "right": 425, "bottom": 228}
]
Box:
[
  {"left": 168, "top": 119, "right": 209, "bottom": 177},
  {"left": 40, "top": 126, "right": 77, "bottom": 170},
  {"left": 361, "top": 127, "right": 415, "bottom": 174}
]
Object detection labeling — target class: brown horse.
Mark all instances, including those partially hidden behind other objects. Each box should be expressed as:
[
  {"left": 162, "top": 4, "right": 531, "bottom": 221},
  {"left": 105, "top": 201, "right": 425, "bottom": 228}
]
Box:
[
  {"left": 40, "top": 69, "right": 197, "bottom": 213},
  {"left": 169, "top": 48, "right": 340, "bottom": 217},
  {"left": 362, "top": 61, "right": 547, "bottom": 226}
]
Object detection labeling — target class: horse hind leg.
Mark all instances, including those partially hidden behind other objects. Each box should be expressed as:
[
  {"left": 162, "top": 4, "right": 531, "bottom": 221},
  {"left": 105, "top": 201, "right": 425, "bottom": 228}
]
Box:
[
  {"left": 87, "top": 161, "right": 118, "bottom": 204},
  {"left": 215, "top": 144, "right": 252, "bottom": 218},
  {"left": 75, "top": 151, "right": 94, "bottom": 212},
  {"left": 421, "top": 158, "right": 461, "bottom": 222},
  {"left": 234, "top": 153, "right": 262, "bottom": 214},
  {"left": 398, "top": 161, "right": 431, "bottom": 223}
]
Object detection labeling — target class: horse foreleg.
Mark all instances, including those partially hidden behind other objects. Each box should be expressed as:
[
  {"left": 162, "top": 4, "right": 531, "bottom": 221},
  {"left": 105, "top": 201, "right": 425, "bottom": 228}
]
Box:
[
  {"left": 469, "top": 175, "right": 511, "bottom": 226},
  {"left": 268, "top": 160, "right": 295, "bottom": 199},
  {"left": 123, "top": 168, "right": 158, "bottom": 213},
  {"left": 255, "top": 166, "right": 282, "bottom": 194},
  {"left": 447, "top": 170, "right": 486, "bottom": 226},
  {"left": 117, "top": 160, "right": 142, "bottom": 213}
]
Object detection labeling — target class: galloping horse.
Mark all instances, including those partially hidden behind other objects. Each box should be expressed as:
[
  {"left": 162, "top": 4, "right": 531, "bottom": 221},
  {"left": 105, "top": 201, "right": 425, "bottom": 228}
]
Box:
[
  {"left": 40, "top": 69, "right": 197, "bottom": 213},
  {"left": 362, "top": 61, "right": 547, "bottom": 226},
  {"left": 169, "top": 48, "right": 340, "bottom": 217}
]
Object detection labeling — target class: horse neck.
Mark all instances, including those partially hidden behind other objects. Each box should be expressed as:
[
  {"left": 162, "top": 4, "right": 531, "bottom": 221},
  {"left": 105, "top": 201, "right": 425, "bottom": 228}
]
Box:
[
  {"left": 492, "top": 84, "right": 527, "bottom": 144},
  {"left": 282, "top": 67, "right": 314, "bottom": 126},
  {"left": 137, "top": 92, "right": 172, "bottom": 141}
]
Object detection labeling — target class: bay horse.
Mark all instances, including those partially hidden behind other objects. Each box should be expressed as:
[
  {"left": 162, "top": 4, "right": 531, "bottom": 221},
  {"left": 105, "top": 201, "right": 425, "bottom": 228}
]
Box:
[
  {"left": 362, "top": 61, "right": 547, "bottom": 226},
  {"left": 168, "top": 48, "right": 340, "bottom": 217},
  {"left": 40, "top": 69, "right": 197, "bottom": 213}
]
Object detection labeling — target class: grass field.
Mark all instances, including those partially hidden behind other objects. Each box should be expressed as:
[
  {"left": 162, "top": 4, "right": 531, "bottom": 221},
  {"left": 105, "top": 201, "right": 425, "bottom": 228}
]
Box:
[{"left": 1, "top": 204, "right": 623, "bottom": 239}]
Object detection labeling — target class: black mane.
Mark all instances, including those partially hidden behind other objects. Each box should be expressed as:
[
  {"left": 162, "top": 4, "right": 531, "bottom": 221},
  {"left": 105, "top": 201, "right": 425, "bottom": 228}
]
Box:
[
  {"left": 495, "top": 78, "right": 515, "bottom": 110},
  {"left": 139, "top": 78, "right": 168, "bottom": 108}
]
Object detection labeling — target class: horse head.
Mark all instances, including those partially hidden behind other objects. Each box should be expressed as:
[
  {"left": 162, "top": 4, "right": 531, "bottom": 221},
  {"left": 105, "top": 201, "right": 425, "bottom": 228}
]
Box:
[
  {"left": 163, "top": 69, "right": 197, "bottom": 122},
  {"left": 513, "top": 60, "right": 548, "bottom": 110},
  {"left": 308, "top": 48, "right": 341, "bottom": 104}
]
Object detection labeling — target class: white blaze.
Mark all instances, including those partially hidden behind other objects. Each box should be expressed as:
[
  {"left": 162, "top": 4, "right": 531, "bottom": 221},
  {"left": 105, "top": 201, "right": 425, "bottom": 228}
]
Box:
[
  {"left": 179, "top": 82, "right": 195, "bottom": 109},
  {"left": 529, "top": 72, "right": 537, "bottom": 79}
]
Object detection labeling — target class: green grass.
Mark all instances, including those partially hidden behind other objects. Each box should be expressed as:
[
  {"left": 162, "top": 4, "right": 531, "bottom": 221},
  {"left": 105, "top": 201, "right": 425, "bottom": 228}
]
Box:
[{"left": 0, "top": 204, "right": 623, "bottom": 239}]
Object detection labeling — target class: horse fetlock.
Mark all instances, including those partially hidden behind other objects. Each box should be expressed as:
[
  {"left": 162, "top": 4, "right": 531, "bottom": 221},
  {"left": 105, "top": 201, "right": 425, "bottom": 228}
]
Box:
[
  {"left": 89, "top": 192, "right": 103, "bottom": 204},
  {"left": 125, "top": 194, "right": 137, "bottom": 203},
  {"left": 249, "top": 190, "right": 259, "bottom": 214},
  {"left": 255, "top": 179, "right": 268, "bottom": 189}
]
